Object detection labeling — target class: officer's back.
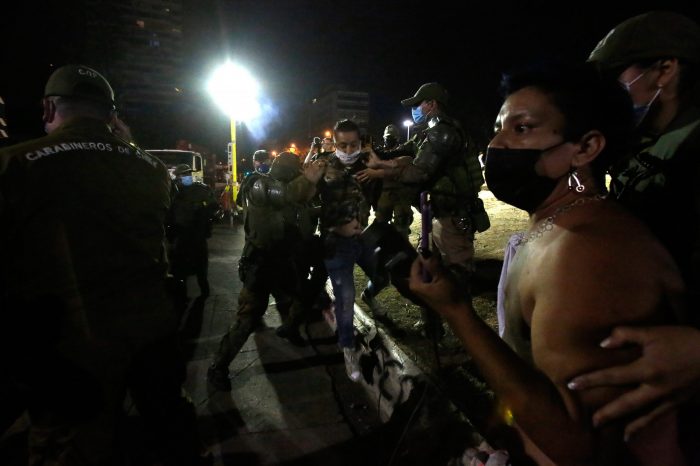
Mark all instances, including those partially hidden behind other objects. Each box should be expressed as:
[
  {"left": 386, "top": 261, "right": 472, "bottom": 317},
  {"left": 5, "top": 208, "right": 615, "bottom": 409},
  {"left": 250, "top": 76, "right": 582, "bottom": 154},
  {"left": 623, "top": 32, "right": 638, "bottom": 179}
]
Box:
[{"left": 0, "top": 65, "right": 172, "bottom": 321}]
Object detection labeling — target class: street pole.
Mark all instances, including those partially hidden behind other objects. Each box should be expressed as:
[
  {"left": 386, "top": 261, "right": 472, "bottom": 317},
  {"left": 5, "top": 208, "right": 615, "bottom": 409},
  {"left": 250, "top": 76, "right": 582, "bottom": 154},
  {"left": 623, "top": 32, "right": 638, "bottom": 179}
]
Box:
[
  {"left": 403, "top": 119, "right": 413, "bottom": 143},
  {"left": 230, "top": 119, "right": 238, "bottom": 203}
]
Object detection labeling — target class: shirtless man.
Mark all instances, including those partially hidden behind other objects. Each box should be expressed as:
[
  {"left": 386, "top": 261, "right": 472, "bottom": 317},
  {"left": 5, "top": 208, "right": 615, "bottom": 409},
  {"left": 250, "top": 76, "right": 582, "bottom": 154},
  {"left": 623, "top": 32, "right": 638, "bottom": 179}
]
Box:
[{"left": 409, "top": 64, "right": 687, "bottom": 465}]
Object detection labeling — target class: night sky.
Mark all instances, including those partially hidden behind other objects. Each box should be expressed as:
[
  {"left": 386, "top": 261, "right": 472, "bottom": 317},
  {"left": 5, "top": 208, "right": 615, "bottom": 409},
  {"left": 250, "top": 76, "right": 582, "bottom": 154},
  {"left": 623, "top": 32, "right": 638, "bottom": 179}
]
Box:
[{"left": 3, "top": 0, "right": 699, "bottom": 156}]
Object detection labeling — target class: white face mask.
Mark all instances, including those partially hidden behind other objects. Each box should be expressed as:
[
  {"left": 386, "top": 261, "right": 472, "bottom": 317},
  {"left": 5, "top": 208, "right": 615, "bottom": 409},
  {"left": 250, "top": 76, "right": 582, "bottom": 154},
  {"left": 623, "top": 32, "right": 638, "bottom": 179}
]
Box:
[{"left": 335, "top": 148, "right": 362, "bottom": 165}]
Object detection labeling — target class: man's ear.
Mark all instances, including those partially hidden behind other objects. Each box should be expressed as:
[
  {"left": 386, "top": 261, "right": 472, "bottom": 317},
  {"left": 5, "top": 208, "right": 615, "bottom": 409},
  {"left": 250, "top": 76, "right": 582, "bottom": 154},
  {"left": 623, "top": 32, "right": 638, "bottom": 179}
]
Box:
[
  {"left": 42, "top": 98, "right": 56, "bottom": 123},
  {"left": 655, "top": 58, "right": 679, "bottom": 89},
  {"left": 571, "top": 130, "right": 606, "bottom": 168}
]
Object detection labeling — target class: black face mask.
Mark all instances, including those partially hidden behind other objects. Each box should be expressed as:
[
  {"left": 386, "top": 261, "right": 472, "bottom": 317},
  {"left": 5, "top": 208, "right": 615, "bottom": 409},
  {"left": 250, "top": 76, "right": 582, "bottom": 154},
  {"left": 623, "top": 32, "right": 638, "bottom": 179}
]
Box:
[{"left": 484, "top": 141, "right": 566, "bottom": 213}]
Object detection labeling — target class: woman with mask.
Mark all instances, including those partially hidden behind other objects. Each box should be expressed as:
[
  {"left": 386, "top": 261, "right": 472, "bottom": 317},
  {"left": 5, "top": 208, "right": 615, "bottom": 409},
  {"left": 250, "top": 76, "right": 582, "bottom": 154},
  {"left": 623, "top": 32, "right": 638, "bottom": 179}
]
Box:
[{"left": 409, "top": 63, "right": 690, "bottom": 465}]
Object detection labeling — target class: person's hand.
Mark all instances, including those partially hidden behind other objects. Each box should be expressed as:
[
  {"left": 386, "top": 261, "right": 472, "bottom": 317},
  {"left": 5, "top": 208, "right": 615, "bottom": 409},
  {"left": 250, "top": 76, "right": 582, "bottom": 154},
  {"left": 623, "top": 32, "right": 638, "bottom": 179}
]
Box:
[
  {"left": 567, "top": 325, "right": 700, "bottom": 439},
  {"left": 355, "top": 168, "right": 381, "bottom": 183},
  {"left": 330, "top": 218, "right": 363, "bottom": 237},
  {"left": 110, "top": 115, "right": 134, "bottom": 142},
  {"left": 365, "top": 149, "right": 382, "bottom": 168},
  {"left": 408, "top": 256, "right": 464, "bottom": 317},
  {"left": 303, "top": 159, "right": 326, "bottom": 183}
]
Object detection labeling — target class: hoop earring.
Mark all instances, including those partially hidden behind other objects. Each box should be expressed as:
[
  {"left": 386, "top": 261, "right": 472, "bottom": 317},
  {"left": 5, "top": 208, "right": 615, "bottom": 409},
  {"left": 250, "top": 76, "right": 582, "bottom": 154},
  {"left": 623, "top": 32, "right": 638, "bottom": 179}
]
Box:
[{"left": 568, "top": 170, "right": 585, "bottom": 193}]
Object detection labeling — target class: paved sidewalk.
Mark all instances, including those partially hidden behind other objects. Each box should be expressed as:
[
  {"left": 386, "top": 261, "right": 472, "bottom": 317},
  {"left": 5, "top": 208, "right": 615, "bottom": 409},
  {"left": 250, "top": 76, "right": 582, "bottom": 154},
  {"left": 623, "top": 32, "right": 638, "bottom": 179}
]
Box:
[{"left": 0, "top": 222, "right": 480, "bottom": 465}]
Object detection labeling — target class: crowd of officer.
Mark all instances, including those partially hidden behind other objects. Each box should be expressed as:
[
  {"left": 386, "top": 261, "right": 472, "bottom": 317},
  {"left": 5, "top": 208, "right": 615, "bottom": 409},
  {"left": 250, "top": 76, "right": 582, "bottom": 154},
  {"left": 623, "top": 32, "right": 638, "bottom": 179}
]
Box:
[{"left": 2, "top": 9, "right": 700, "bottom": 465}]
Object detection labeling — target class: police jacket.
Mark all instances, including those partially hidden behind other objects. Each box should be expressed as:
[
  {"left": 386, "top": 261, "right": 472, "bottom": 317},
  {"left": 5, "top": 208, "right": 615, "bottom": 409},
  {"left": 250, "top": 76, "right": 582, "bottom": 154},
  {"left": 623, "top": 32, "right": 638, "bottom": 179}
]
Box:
[
  {"left": 0, "top": 117, "right": 176, "bottom": 350},
  {"left": 385, "top": 113, "right": 485, "bottom": 221},
  {"left": 610, "top": 105, "right": 700, "bottom": 315},
  {"left": 169, "top": 181, "right": 217, "bottom": 240}
]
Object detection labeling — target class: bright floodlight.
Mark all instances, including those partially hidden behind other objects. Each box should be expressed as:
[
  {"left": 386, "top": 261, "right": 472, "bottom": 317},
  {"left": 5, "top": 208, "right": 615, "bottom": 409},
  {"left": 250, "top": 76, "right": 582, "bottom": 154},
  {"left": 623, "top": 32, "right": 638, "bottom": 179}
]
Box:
[{"left": 207, "top": 61, "right": 261, "bottom": 121}]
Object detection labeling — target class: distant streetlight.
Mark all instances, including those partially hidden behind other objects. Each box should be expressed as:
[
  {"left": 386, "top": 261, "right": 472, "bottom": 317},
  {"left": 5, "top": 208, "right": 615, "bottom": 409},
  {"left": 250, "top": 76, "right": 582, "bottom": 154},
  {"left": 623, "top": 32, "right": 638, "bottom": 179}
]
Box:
[
  {"left": 324, "top": 130, "right": 331, "bottom": 138},
  {"left": 207, "top": 61, "right": 261, "bottom": 204},
  {"left": 403, "top": 119, "right": 414, "bottom": 141}
]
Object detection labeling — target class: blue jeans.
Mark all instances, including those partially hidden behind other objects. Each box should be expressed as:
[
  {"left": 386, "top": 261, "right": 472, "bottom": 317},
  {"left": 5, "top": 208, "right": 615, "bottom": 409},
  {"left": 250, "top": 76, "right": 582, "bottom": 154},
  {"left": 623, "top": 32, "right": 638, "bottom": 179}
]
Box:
[{"left": 324, "top": 235, "right": 382, "bottom": 348}]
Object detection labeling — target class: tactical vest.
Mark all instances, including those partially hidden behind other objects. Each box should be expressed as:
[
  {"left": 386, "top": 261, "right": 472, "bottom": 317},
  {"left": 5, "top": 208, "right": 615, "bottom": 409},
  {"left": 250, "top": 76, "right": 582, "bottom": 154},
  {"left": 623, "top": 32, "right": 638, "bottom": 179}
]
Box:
[
  {"left": 241, "top": 172, "right": 310, "bottom": 252},
  {"left": 611, "top": 106, "right": 700, "bottom": 308},
  {"left": 420, "top": 117, "right": 489, "bottom": 232}
]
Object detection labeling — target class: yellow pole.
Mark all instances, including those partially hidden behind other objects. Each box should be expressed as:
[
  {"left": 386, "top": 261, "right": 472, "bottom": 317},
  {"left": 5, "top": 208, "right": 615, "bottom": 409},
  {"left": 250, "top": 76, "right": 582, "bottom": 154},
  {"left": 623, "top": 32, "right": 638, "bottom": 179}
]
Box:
[{"left": 230, "top": 119, "right": 238, "bottom": 204}]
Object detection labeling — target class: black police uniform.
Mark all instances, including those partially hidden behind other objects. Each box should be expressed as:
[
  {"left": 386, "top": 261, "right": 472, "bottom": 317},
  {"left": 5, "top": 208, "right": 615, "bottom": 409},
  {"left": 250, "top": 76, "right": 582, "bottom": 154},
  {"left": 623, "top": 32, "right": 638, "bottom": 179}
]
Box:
[
  {"left": 0, "top": 117, "right": 203, "bottom": 463},
  {"left": 208, "top": 170, "right": 316, "bottom": 390},
  {"left": 168, "top": 179, "right": 218, "bottom": 299}
]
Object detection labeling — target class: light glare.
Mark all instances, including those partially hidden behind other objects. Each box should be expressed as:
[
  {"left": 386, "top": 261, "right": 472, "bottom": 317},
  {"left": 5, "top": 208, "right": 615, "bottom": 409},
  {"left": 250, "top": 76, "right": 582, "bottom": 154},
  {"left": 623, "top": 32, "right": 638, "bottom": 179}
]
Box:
[{"left": 207, "top": 61, "right": 261, "bottom": 121}]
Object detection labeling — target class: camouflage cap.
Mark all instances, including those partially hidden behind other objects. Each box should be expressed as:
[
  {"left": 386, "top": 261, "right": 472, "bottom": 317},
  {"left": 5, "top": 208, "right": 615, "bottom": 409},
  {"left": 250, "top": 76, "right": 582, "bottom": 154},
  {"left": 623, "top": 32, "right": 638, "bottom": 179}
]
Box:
[
  {"left": 44, "top": 64, "right": 115, "bottom": 103},
  {"left": 588, "top": 11, "right": 700, "bottom": 72},
  {"left": 401, "top": 82, "right": 449, "bottom": 107},
  {"left": 252, "top": 149, "right": 270, "bottom": 162},
  {"left": 383, "top": 124, "right": 400, "bottom": 138},
  {"left": 173, "top": 164, "right": 193, "bottom": 176}
]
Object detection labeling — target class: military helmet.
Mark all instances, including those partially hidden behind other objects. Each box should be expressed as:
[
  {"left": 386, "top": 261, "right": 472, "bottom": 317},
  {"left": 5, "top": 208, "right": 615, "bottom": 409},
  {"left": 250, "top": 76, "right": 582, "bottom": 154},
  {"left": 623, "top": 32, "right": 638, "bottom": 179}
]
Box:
[
  {"left": 269, "top": 151, "right": 300, "bottom": 182},
  {"left": 172, "top": 164, "right": 193, "bottom": 176},
  {"left": 383, "top": 124, "right": 400, "bottom": 139},
  {"left": 253, "top": 150, "right": 270, "bottom": 162},
  {"left": 588, "top": 11, "right": 700, "bottom": 72}
]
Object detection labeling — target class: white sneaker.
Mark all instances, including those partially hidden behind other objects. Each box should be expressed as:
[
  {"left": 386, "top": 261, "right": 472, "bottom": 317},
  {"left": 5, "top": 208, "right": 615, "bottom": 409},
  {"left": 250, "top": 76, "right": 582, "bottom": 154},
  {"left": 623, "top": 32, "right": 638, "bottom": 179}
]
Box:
[{"left": 343, "top": 347, "right": 361, "bottom": 382}]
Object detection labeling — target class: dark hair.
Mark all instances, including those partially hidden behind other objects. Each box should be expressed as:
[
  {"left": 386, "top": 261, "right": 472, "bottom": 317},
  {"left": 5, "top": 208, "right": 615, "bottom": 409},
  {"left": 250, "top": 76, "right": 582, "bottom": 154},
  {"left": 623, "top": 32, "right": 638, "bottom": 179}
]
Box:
[
  {"left": 499, "top": 62, "right": 635, "bottom": 186},
  {"left": 333, "top": 119, "right": 360, "bottom": 137}
]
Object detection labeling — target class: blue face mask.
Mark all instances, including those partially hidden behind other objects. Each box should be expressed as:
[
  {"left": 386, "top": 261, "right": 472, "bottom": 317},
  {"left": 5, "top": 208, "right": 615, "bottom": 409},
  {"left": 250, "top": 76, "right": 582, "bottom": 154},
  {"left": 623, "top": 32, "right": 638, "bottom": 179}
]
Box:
[
  {"left": 412, "top": 106, "right": 427, "bottom": 124},
  {"left": 180, "top": 175, "right": 193, "bottom": 186},
  {"left": 630, "top": 89, "right": 661, "bottom": 126},
  {"left": 256, "top": 163, "right": 270, "bottom": 174},
  {"left": 620, "top": 68, "right": 661, "bottom": 127}
]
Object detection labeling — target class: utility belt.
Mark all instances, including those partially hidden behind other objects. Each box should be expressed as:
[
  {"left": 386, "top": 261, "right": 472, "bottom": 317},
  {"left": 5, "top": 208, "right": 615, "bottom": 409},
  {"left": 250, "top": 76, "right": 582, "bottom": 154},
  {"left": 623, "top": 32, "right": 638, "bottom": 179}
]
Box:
[{"left": 430, "top": 193, "right": 490, "bottom": 233}]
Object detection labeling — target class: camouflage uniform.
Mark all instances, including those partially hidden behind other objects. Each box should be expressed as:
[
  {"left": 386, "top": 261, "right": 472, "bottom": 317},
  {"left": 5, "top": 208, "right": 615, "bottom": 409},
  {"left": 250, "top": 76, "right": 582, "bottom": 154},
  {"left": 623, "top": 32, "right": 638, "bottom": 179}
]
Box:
[
  {"left": 209, "top": 154, "right": 317, "bottom": 390},
  {"left": 374, "top": 124, "right": 418, "bottom": 237},
  {"left": 317, "top": 148, "right": 388, "bottom": 351},
  {"left": 588, "top": 11, "right": 700, "bottom": 317},
  {"left": 385, "top": 83, "right": 490, "bottom": 336}
]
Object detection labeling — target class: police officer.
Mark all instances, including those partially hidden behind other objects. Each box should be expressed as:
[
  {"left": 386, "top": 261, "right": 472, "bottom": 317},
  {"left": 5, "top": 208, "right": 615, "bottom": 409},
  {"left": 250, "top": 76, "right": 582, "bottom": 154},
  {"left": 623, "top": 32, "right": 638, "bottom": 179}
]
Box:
[
  {"left": 251, "top": 148, "right": 271, "bottom": 174},
  {"left": 0, "top": 65, "right": 205, "bottom": 463},
  {"left": 359, "top": 82, "right": 490, "bottom": 338},
  {"left": 569, "top": 11, "right": 700, "bottom": 445},
  {"left": 208, "top": 152, "right": 325, "bottom": 391},
  {"left": 168, "top": 163, "right": 218, "bottom": 301},
  {"left": 374, "top": 123, "right": 418, "bottom": 237},
  {"left": 588, "top": 11, "right": 700, "bottom": 308}
]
